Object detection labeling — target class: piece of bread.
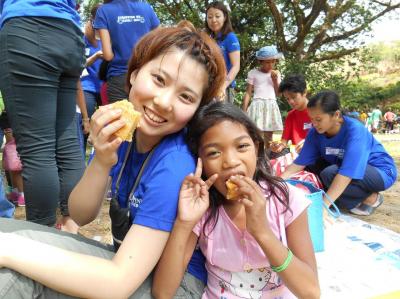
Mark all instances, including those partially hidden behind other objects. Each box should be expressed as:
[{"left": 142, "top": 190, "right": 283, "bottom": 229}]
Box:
[
  {"left": 226, "top": 179, "right": 240, "bottom": 200},
  {"left": 111, "top": 100, "right": 141, "bottom": 142}
]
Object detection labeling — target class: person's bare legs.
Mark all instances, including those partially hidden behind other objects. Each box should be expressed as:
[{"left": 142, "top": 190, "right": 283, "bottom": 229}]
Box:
[
  {"left": 59, "top": 216, "right": 80, "bottom": 234},
  {"left": 10, "top": 170, "right": 23, "bottom": 193},
  {"left": 362, "top": 192, "right": 379, "bottom": 206},
  {"left": 263, "top": 131, "right": 273, "bottom": 149}
]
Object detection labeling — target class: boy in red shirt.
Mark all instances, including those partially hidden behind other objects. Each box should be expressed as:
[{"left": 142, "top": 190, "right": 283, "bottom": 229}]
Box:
[{"left": 271, "top": 74, "right": 312, "bottom": 154}]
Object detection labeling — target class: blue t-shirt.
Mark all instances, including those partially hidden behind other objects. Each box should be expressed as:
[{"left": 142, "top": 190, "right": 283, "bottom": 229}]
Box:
[
  {"left": 93, "top": 0, "right": 159, "bottom": 79},
  {"left": 0, "top": 0, "right": 80, "bottom": 28},
  {"left": 81, "top": 36, "right": 103, "bottom": 93},
  {"left": 216, "top": 32, "right": 240, "bottom": 88},
  {"left": 110, "top": 130, "right": 207, "bottom": 283},
  {"left": 295, "top": 116, "right": 397, "bottom": 189}
]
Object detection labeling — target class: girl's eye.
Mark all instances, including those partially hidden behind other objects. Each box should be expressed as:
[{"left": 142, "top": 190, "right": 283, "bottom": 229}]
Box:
[
  {"left": 152, "top": 74, "right": 165, "bottom": 86},
  {"left": 206, "top": 150, "right": 220, "bottom": 157},
  {"left": 238, "top": 143, "right": 250, "bottom": 150},
  {"left": 180, "top": 93, "right": 195, "bottom": 103}
]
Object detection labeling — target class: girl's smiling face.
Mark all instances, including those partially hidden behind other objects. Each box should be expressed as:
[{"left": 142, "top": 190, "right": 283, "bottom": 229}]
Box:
[
  {"left": 129, "top": 48, "right": 208, "bottom": 151},
  {"left": 199, "top": 120, "right": 258, "bottom": 198},
  {"left": 206, "top": 7, "right": 226, "bottom": 34}
]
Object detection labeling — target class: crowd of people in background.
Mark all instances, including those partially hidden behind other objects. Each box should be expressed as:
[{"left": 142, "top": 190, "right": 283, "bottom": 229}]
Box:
[
  {"left": 0, "top": 0, "right": 398, "bottom": 298},
  {"left": 345, "top": 105, "right": 400, "bottom": 134}
]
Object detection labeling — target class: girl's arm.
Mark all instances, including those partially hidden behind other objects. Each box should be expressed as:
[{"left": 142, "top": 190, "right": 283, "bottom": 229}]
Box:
[
  {"left": 76, "top": 80, "right": 90, "bottom": 134},
  {"left": 280, "top": 163, "right": 305, "bottom": 179},
  {"left": 1, "top": 225, "right": 169, "bottom": 299},
  {"left": 86, "top": 50, "right": 103, "bottom": 68},
  {"left": 224, "top": 50, "right": 240, "bottom": 89},
  {"left": 271, "top": 70, "right": 281, "bottom": 96},
  {"left": 232, "top": 176, "right": 320, "bottom": 298},
  {"left": 98, "top": 29, "right": 114, "bottom": 61},
  {"left": 152, "top": 222, "right": 199, "bottom": 299},
  {"left": 242, "top": 83, "right": 254, "bottom": 111},
  {"left": 153, "top": 159, "right": 216, "bottom": 299},
  {"left": 69, "top": 155, "right": 111, "bottom": 225},
  {"left": 255, "top": 211, "right": 320, "bottom": 298},
  {"left": 69, "top": 105, "right": 125, "bottom": 226},
  {"left": 324, "top": 173, "right": 352, "bottom": 206},
  {"left": 84, "top": 21, "right": 97, "bottom": 48}
]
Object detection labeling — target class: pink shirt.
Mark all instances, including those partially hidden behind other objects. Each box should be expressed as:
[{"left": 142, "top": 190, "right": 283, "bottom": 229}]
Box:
[
  {"left": 246, "top": 69, "right": 280, "bottom": 100},
  {"left": 384, "top": 111, "right": 396, "bottom": 122},
  {"left": 193, "top": 183, "right": 310, "bottom": 299}
]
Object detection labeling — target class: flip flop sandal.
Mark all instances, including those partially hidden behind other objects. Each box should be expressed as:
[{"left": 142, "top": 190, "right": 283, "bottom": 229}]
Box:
[{"left": 350, "top": 193, "right": 384, "bottom": 216}]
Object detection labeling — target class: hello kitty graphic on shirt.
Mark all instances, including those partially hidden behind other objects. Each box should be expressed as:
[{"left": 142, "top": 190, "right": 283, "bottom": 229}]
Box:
[{"left": 228, "top": 267, "right": 280, "bottom": 299}]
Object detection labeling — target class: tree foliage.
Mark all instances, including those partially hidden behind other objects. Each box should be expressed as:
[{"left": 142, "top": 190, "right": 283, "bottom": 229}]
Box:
[{"left": 80, "top": 0, "right": 400, "bottom": 108}]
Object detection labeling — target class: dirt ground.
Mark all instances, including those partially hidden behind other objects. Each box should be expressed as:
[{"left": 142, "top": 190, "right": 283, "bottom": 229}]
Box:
[{"left": 13, "top": 138, "right": 400, "bottom": 244}]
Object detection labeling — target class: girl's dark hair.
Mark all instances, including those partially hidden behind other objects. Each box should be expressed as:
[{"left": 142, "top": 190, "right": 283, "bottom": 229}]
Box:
[
  {"left": 308, "top": 90, "right": 341, "bottom": 116},
  {"left": 90, "top": 4, "right": 100, "bottom": 20},
  {"left": 205, "top": 1, "right": 234, "bottom": 40},
  {"left": 126, "top": 26, "right": 226, "bottom": 106},
  {"left": 186, "top": 101, "right": 290, "bottom": 235},
  {"left": 278, "top": 74, "right": 307, "bottom": 94}
]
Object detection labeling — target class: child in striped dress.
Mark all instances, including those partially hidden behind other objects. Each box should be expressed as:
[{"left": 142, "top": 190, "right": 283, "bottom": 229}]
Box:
[{"left": 242, "top": 46, "right": 283, "bottom": 148}]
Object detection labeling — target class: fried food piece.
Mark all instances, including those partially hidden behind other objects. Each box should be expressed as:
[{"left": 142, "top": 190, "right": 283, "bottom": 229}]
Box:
[
  {"left": 111, "top": 100, "right": 141, "bottom": 142},
  {"left": 226, "top": 179, "right": 240, "bottom": 200}
]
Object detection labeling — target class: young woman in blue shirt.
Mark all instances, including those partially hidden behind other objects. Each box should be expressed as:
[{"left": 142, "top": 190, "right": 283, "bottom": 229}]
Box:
[
  {"left": 205, "top": 1, "right": 240, "bottom": 104},
  {"left": 0, "top": 26, "right": 226, "bottom": 298},
  {"left": 281, "top": 91, "right": 397, "bottom": 216}
]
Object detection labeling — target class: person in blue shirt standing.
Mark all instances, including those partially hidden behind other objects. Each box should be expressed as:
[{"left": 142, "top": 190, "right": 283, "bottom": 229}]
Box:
[
  {"left": 81, "top": 4, "right": 104, "bottom": 151},
  {"left": 0, "top": 0, "right": 85, "bottom": 232},
  {"left": 93, "top": 0, "right": 159, "bottom": 103},
  {"left": 205, "top": 1, "right": 240, "bottom": 104},
  {"left": 281, "top": 91, "right": 397, "bottom": 216}
]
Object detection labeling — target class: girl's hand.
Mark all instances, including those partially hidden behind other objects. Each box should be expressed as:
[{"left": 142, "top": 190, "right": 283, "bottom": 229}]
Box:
[
  {"left": 178, "top": 158, "right": 218, "bottom": 225},
  {"left": 82, "top": 118, "right": 90, "bottom": 135},
  {"left": 270, "top": 141, "right": 285, "bottom": 153},
  {"left": 271, "top": 70, "right": 280, "bottom": 82},
  {"left": 230, "top": 176, "right": 270, "bottom": 239},
  {"left": 88, "top": 105, "right": 125, "bottom": 168},
  {"left": 95, "top": 50, "right": 104, "bottom": 59}
]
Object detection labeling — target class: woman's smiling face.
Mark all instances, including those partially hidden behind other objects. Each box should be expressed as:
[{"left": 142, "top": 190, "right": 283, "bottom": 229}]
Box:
[
  {"left": 206, "top": 7, "right": 226, "bottom": 34},
  {"left": 199, "top": 120, "right": 258, "bottom": 198},
  {"left": 129, "top": 48, "right": 208, "bottom": 149}
]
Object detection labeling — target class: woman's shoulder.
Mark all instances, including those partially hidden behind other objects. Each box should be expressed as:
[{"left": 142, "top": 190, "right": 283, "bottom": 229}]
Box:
[
  {"left": 343, "top": 116, "right": 368, "bottom": 134},
  {"left": 156, "top": 130, "right": 192, "bottom": 155},
  {"left": 150, "top": 131, "right": 196, "bottom": 171},
  {"left": 223, "top": 31, "right": 240, "bottom": 44}
]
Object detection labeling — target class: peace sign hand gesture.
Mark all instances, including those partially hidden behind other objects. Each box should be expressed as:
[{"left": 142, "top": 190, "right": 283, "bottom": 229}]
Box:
[{"left": 178, "top": 158, "right": 218, "bottom": 225}]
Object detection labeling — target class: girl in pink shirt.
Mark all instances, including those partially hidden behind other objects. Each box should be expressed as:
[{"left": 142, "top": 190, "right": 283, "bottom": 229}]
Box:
[{"left": 153, "top": 102, "right": 320, "bottom": 299}]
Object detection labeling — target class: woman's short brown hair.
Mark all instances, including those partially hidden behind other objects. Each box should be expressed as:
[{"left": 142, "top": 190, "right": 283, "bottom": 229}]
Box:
[{"left": 126, "top": 26, "right": 226, "bottom": 106}]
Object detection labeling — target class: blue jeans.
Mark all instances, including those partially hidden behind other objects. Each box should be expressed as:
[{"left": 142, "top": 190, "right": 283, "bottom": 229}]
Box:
[
  {"left": 320, "top": 164, "right": 386, "bottom": 209},
  {"left": 0, "top": 17, "right": 86, "bottom": 226}
]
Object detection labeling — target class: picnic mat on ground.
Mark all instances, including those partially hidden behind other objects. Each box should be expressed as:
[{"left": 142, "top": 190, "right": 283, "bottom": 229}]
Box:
[{"left": 318, "top": 214, "right": 400, "bottom": 299}]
